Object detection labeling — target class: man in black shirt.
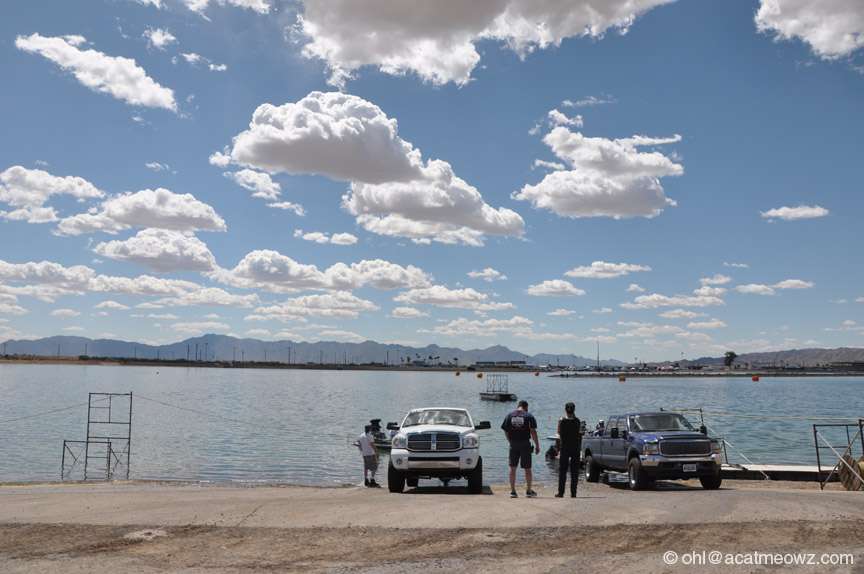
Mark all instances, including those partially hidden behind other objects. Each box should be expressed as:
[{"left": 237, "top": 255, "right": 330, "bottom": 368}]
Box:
[
  {"left": 555, "top": 402, "right": 582, "bottom": 498},
  {"left": 501, "top": 400, "right": 540, "bottom": 498}
]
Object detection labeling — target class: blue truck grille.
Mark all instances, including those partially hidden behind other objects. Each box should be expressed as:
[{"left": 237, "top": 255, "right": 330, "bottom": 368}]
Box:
[
  {"left": 659, "top": 439, "right": 711, "bottom": 456},
  {"left": 407, "top": 432, "right": 461, "bottom": 452}
]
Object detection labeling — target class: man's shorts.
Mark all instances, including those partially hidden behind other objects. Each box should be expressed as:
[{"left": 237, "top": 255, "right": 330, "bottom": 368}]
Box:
[
  {"left": 508, "top": 439, "right": 532, "bottom": 469},
  {"left": 364, "top": 454, "right": 378, "bottom": 472}
]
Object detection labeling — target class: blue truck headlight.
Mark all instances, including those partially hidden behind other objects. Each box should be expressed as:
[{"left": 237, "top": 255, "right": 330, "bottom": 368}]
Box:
[{"left": 642, "top": 442, "right": 659, "bottom": 455}]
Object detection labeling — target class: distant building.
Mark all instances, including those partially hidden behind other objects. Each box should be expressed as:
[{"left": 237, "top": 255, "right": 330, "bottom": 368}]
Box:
[{"left": 831, "top": 361, "right": 864, "bottom": 372}]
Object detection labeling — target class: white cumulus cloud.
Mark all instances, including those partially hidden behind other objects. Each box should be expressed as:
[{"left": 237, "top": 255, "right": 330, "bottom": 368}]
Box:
[
  {"left": 526, "top": 279, "right": 586, "bottom": 297},
  {"left": 144, "top": 28, "right": 177, "bottom": 50},
  {"left": 392, "top": 307, "right": 430, "bottom": 319},
  {"left": 345, "top": 159, "right": 524, "bottom": 246},
  {"left": 93, "top": 229, "right": 218, "bottom": 273},
  {"left": 15, "top": 34, "right": 177, "bottom": 111},
  {"left": 179, "top": 0, "right": 270, "bottom": 15},
  {"left": 224, "top": 91, "right": 423, "bottom": 183},
  {"left": 468, "top": 268, "right": 508, "bottom": 282},
  {"left": 514, "top": 127, "right": 682, "bottom": 219},
  {"left": 735, "top": 278, "right": 814, "bottom": 296},
  {"left": 755, "top": 0, "right": 864, "bottom": 60},
  {"left": 297, "top": 0, "right": 675, "bottom": 87},
  {"left": 393, "top": 285, "right": 497, "bottom": 309},
  {"left": 760, "top": 205, "right": 830, "bottom": 220},
  {"left": 57, "top": 188, "right": 226, "bottom": 235},
  {"left": 0, "top": 166, "right": 104, "bottom": 223},
  {"left": 214, "top": 250, "right": 431, "bottom": 294},
  {"left": 249, "top": 292, "right": 380, "bottom": 321},
  {"left": 565, "top": 261, "right": 651, "bottom": 279},
  {"left": 293, "top": 229, "right": 358, "bottom": 245},
  {"left": 219, "top": 91, "right": 524, "bottom": 245},
  {"left": 224, "top": 169, "right": 281, "bottom": 200}
]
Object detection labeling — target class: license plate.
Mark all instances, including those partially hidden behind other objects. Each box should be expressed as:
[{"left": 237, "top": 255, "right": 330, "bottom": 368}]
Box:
[{"left": 683, "top": 463, "right": 697, "bottom": 472}]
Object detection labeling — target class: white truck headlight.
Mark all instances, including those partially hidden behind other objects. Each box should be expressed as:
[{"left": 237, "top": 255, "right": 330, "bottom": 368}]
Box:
[
  {"left": 392, "top": 435, "right": 407, "bottom": 448},
  {"left": 642, "top": 442, "right": 659, "bottom": 455},
  {"left": 463, "top": 435, "right": 479, "bottom": 448}
]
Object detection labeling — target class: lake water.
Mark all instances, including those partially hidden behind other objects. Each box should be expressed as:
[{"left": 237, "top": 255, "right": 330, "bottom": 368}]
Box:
[{"left": 1, "top": 364, "right": 861, "bottom": 486}]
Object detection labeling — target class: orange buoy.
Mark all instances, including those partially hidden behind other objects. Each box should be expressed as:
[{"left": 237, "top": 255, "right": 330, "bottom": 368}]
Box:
[
  {"left": 455, "top": 371, "right": 460, "bottom": 376},
  {"left": 477, "top": 373, "right": 483, "bottom": 378},
  {"left": 535, "top": 371, "right": 539, "bottom": 376},
  {"left": 619, "top": 375, "right": 626, "bottom": 382},
  {"left": 752, "top": 376, "right": 759, "bottom": 381}
]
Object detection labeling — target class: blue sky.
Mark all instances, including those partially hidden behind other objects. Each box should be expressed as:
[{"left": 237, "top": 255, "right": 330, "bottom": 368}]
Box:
[{"left": 1, "top": 0, "right": 863, "bottom": 362}]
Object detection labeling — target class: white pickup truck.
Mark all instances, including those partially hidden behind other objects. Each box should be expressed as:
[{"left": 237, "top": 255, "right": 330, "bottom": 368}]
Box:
[{"left": 387, "top": 407, "right": 491, "bottom": 494}]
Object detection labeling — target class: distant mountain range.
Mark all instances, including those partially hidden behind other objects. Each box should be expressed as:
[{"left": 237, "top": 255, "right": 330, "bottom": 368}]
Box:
[
  {"left": 0, "top": 334, "right": 612, "bottom": 367},
  {"left": 690, "top": 348, "right": 864, "bottom": 368},
  {"left": 2, "top": 334, "right": 863, "bottom": 368}
]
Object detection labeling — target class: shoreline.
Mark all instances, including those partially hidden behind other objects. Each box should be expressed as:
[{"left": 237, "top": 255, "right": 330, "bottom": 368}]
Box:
[{"left": 1, "top": 356, "right": 862, "bottom": 377}]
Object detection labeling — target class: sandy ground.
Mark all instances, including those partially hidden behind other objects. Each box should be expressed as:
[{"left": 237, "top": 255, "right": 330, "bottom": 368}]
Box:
[{"left": 1, "top": 478, "right": 863, "bottom": 573}]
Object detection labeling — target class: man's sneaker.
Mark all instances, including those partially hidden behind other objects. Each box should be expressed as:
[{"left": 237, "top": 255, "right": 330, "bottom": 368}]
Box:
[
  {"left": 510, "top": 491, "right": 518, "bottom": 498},
  {"left": 554, "top": 493, "right": 564, "bottom": 498},
  {"left": 571, "top": 493, "right": 577, "bottom": 498},
  {"left": 526, "top": 489, "right": 538, "bottom": 498},
  {"left": 369, "top": 480, "right": 381, "bottom": 488},
  {"left": 364, "top": 479, "right": 370, "bottom": 487}
]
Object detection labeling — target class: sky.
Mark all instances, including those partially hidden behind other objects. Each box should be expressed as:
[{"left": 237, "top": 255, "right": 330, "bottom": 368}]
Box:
[{"left": 1, "top": 0, "right": 863, "bottom": 363}]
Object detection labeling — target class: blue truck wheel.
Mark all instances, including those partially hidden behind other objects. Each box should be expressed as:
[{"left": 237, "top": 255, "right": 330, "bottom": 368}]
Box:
[
  {"left": 585, "top": 454, "right": 600, "bottom": 483},
  {"left": 628, "top": 458, "right": 650, "bottom": 490}
]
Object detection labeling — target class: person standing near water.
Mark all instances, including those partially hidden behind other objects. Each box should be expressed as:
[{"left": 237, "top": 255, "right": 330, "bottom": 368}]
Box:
[
  {"left": 501, "top": 400, "right": 540, "bottom": 498},
  {"left": 555, "top": 402, "right": 582, "bottom": 498},
  {"left": 358, "top": 424, "right": 380, "bottom": 487}
]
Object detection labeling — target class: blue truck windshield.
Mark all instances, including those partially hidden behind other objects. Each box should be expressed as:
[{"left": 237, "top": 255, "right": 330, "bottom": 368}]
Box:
[{"left": 628, "top": 414, "right": 695, "bottom": 432}]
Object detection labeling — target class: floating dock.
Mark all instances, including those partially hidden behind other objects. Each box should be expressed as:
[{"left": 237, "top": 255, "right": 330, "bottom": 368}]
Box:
[
  {"left": 720, "top": 464, "right": 836, "bottom": 482},
  {"left": 479, "top": 391, "right": 517, "bottom": 401},
  {"left": 480, "top": 374, "right": 516, "bottom": 402}
]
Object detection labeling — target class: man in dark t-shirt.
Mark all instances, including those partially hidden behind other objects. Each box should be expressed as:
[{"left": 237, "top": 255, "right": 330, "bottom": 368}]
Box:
[{"left": 501, "top": 400, "right": 540, "bottom": 498}]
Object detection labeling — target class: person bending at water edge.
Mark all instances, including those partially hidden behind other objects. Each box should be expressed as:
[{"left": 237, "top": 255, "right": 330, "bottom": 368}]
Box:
[
  {"left": 358, "top": 424, "right": 380, "bottom": 487},
  {"left": 502, "top": 400, "right": 540, "bottom": 498}
]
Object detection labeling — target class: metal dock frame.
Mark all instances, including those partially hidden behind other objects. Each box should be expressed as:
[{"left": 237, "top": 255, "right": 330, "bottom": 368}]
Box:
[
  {"left": 812, "top": 419, "right": 864, "bottom": 491},
  {"left": 62, "top": 392, "right": 133, "bottom": 481}
]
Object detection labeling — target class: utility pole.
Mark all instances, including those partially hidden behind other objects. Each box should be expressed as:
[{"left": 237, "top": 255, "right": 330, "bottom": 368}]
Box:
[{"left": 288, "top": 346, "right": 292, "bottom": 365}]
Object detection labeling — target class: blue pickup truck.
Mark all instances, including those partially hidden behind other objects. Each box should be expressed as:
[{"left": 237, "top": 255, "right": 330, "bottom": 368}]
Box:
[{"left": 581, "top": 411, "right": 723, "bottom": 490}]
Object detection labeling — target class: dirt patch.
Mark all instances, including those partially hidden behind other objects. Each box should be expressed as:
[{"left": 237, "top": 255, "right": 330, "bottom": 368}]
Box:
[{"left": 2, "top": 520, "right": 862, "bottom": 573}]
